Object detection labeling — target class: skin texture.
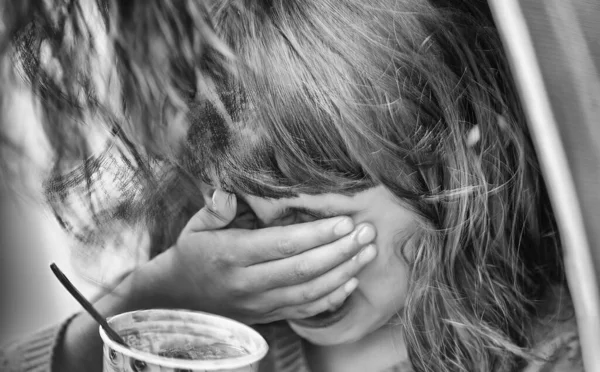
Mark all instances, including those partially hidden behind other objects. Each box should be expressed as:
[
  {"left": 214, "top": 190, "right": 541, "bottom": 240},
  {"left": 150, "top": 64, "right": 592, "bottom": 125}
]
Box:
[
  {"left": 54, "top": 189, "right": 378, "bottom": 372},
  {"left": 235, "top": 186, "right": 418, "bottom": 347}
]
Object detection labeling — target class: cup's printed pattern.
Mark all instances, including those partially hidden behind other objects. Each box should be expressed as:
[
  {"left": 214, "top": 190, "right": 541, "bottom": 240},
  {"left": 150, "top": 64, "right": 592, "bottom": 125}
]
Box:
[
  {"left": 100, "top": 310, "right": 266, "bottom": 372},
  {"left": 103, "top": 345, "right": 257, "bottom": 372}
]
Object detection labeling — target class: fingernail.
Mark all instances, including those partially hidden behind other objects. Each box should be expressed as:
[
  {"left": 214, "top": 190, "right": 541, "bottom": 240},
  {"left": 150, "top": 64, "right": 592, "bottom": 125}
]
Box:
[
  {"left": 356, "top": 225, "right": 376, "bottom": 244},
  {"left": 333, "top": 218, "right": 354, "bottom": 236},
  {"left": 212, "top": 189, "right": 231, "bottom": 212},
  {"left": 211, "top": 190, "right": 220, "bottom": 212},
  {"left": 344, "top": 278, "right": 359, "bottom": 294},
  {"left": 357, "top": 244, "right": 376, "bottom": 263}
]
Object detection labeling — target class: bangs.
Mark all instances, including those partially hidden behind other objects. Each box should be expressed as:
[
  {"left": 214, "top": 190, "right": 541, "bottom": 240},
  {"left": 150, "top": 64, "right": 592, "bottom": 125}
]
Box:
[
  {"left": 181, "top": 0, "right": 430, "bottom": 201},
  {"left": 184, "top": 76, "right": 376, "bottom": 199},
  {"left": 180, "top": 3, "right": 410, "bottom": 199}
]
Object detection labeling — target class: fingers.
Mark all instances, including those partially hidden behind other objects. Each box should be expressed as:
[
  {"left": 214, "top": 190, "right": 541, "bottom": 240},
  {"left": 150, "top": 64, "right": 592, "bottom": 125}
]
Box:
[
  {"left": 222, "top": 229, "right": 377, "bottom": 324},
  {"left": 282, "top": 279, "right": 359, "bottom": 320},
  {"left": 242, "top": 216, "right": 356, "bottom": 265},
  {"left": 246, "top": 223, "right": 377, "bottom": 289},
  {"left": 259, "top": 278, "right": 359, "bottom": 323},
  {"left": 184, "top": 189, "right": 237, "bottom": 233},
  {"left": 262, "top": 243, "right": 376, "bottom": 307}
]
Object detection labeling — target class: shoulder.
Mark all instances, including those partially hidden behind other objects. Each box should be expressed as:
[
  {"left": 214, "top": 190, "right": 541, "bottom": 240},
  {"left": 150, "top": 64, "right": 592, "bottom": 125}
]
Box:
[{"left": 523, "top": 286, "right": 585, "bottom": 372}]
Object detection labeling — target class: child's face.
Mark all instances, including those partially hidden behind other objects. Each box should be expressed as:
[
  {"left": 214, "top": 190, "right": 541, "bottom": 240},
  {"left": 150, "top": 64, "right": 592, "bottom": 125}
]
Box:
[{"left": 240, "top": 185, "right": 417, "bottom": 345}]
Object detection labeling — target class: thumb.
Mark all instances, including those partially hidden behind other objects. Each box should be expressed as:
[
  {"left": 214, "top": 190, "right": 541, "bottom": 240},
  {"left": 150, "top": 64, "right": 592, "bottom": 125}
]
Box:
[{"left": 186, "top": 189, "right": 237, "bottom": 232}]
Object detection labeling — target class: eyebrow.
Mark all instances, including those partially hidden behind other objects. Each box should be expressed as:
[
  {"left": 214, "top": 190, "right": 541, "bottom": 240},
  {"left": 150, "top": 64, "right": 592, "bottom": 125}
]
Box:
[
  {"left": 234, "top": 193, "right": 354, "bottom": 223},
  {"left": 277, "top": 206, "right": 349, "bottom": 220}
]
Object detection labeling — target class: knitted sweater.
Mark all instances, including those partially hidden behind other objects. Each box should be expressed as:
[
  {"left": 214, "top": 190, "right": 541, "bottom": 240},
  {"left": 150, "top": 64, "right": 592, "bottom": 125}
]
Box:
[{"left": 1, "top": 316, "right": 74, "bottom": 372}]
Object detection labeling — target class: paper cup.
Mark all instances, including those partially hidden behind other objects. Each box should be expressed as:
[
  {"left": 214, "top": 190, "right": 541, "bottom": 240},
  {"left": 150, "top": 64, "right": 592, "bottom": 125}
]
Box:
[{"left": 99, "top": 309, "right": 269, "bottom": 372}]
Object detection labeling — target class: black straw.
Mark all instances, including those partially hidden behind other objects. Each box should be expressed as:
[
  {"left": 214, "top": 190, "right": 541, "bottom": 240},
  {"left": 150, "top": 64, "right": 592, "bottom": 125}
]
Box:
[{"left": 50, "top": 263, "right": 128, "bottom": 347}]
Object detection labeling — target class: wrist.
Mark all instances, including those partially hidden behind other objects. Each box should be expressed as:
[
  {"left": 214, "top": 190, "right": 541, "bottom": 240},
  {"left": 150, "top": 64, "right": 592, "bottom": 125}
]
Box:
[
  {"left": 113, "top": 248, "right": 180, "bottom": 311},
  {"left": 109, "top": 265, "right": 164, "bottom": 312}
]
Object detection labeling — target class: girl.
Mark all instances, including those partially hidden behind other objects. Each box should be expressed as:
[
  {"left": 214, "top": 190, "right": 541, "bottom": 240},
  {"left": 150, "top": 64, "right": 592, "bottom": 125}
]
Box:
[
  {"left": 1, "top": 0, "right": 581, "bottom": 371},
  {"left": 180, "top": 1, "right": 578, "bottom": 371}
]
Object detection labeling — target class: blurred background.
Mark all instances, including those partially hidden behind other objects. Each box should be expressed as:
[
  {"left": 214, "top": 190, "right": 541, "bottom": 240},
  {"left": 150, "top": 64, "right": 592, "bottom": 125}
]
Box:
[
  {"left": 0, "top": 187, "right": 86, "bottom": 342},
  {"left": 0, "top": 87, "right": 103, "bottom": 344}
]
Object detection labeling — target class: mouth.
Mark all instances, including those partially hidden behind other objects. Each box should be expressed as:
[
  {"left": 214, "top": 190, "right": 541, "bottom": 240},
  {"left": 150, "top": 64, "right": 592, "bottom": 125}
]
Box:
[{"left": 289, "top": 295, "right": 353, "bottom": 329}]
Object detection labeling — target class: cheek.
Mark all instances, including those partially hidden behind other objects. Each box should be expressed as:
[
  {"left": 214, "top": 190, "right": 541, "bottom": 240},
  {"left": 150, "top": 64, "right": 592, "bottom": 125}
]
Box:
[
  {"left": 359, "top": 247, "right": 410, "bottom": 294},
  {"left": 356, "top": 231, "right": 413, "bottom": 305},
  {"left": 373, "top": 227, "right": 414, "bottom": 269}
]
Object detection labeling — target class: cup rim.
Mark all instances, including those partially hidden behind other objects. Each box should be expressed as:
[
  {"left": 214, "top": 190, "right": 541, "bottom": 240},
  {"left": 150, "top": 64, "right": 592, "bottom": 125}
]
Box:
[{"left": 99, "top": 309, "right": 269, "bottom": 370}]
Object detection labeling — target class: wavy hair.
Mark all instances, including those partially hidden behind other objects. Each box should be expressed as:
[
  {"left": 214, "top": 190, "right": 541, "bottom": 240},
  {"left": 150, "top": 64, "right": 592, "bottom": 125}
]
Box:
[
  {"left": 1, "top": 0, "right": 564, "bottom": 371},
  {"left": 191, "top": 1, "right": 564, "bottom": 371},
  {"left": 1, "top": 0, "right": 234, "bottom": 254}
]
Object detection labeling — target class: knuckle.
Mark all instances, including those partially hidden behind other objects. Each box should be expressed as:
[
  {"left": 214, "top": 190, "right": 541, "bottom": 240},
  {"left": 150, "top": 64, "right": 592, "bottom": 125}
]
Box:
[
  {"left": 228, "top": 278, "right": 250, "bottom": 297},
  {"left": 336, "top": 265, "right": 355, "bottom": 282},
  {"left": 247, "top": 300, "right": 279, "bottom": 320},
  {"left": 276, "top": 238, "right": 298, "bottom": 257},
  {"left": 296, "top": 305, "right": 317, "bottom": 318},
  {"left": 212, "top": 254, "right": 233, "bottom": 271},
  {"left": 219, "top": 251, "right": 240, "bottom": 268},
  {"left": 210, "top": 236, "right": 242, "bottom": 267},
  {"left": 262, "top": 309, "right": 281, "bottom": 323},
  {"left": 258, "top": 301, "right": 278, "bottom": 315},
  {"left": 242, "top": 301, "right": 264, "bottom": 316},
  {"left": 292, "top": 261, "right": 313, "bottom": 281},
  {"left": 299, "top": 287, "right": 319, "bottom": 303}
]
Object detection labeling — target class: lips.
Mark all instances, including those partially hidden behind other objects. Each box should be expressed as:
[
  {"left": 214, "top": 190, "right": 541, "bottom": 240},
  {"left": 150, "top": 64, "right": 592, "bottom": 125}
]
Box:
[{"left": 290, "top": 295, "right": 353, "bottom": 328}]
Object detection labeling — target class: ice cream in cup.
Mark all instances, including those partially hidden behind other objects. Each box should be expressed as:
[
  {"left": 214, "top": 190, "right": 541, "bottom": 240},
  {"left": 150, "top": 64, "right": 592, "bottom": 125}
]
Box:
[{"left": 99, "top": 309, "right": 269, "bottom": 372}]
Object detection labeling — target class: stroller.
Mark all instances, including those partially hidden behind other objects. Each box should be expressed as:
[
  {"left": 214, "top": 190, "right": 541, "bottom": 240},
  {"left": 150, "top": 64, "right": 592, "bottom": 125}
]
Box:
[{"left": 489, "top": 0, "right": 600, "bottom": 371}]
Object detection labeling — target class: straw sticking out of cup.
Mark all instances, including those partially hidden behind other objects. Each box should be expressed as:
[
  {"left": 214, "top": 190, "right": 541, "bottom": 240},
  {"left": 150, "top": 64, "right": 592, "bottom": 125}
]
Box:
[{"left": 49, "top": 262, "right": 128, "bottom": 347}]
